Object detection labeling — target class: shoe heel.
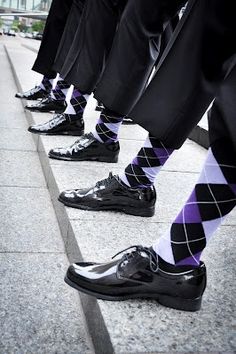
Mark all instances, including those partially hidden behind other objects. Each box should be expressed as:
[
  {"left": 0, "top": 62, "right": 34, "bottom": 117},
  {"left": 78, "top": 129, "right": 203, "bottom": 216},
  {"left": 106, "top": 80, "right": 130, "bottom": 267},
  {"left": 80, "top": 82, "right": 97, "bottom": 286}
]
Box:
[
  {"left": 124, "top": 206, "right": 155, "bottom": 217},
  {"left": 98, "top": 154, "right": 119, "bottom": 163},
  {"left": 158, "top": 294, "right": 202, "bottom": 312},
  {"left": 68, "top": 130, "right": 85, "bottom": 136}
]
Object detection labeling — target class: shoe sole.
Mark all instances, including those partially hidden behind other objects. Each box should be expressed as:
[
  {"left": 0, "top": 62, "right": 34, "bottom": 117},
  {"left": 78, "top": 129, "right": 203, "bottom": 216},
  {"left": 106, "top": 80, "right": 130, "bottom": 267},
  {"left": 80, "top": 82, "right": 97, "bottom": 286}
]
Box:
[
  {"left": 58, "top": 195, "right": 155, "bottom": 217},
  {"left": 64, "top": 276, "right": 202, "bottom": 312},
  {"left": 15, "top": 95, "right": 46, "bottom": 100},
  {"left": 25, "top": 107, "right": 65, "bottom": 113},
  {"left": 28, "top": 128, "right": 84, "bottom": 137},
  {"left": 49, "top": 152, "right": 118, "bottom": 163}
]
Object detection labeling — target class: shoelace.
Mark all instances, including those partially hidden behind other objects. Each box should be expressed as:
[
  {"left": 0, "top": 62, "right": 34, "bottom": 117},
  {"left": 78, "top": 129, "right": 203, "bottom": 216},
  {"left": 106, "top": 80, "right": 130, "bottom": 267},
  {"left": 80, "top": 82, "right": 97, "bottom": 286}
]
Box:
[
  {"left": 112, "top": 245, "right": 159, "bottom": 273},
  {"left": 95, "top": 172, "right": 115, "bottom": 188},
  {"left": 48, "top": 114, "right": 66, "bottom": 128},
  {"left": 26, "top": 86, "right": 41, "bottom": 95},
  {"left": 67, "top": 133, "right": 90, "bottom": 152}
]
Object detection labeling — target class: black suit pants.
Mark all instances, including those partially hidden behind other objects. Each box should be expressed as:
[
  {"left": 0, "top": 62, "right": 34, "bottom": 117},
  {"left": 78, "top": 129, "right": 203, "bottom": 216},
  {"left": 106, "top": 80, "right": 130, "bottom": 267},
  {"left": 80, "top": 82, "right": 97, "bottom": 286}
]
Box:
[
  {"left": 32, "top": 0, "right": 85, "bottom": 78},
  {"left": 59, "top": 0, "right": 184, "bottom": 109},
  {"left": 129, "top": 0, "right": 236, "bottom": 150}
]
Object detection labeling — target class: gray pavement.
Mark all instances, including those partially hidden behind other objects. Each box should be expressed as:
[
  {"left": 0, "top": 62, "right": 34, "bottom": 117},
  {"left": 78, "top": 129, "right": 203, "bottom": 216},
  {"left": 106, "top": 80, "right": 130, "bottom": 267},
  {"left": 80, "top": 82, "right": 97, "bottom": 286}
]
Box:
[
  {"left": 0, "top": 39, "right": 94, "bottom": 354},
  {"left": 1, "top": 36, "right": 236, "bottom": 354}
]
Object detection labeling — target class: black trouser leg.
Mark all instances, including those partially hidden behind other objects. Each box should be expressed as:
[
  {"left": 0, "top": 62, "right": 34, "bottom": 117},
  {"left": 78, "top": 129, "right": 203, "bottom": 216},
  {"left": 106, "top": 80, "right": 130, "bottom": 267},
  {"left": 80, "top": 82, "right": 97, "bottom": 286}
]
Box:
[
  {"left": 94, "top": 0, "right": 186, "bottom": 115},
  {"left": 60, "top": 0, "right": 126, "bottom": 93},
  {"left": 32, "top": 0, "right": 73, "bottom": 78},
  {"left": 208, "top": 62, "right": 236, "bottom": 151},
  {"left": 53, "top": 0, "right": 86, "bottom": 74},
  {"left": 129, "top": 0, "right": 236, "bottom": 148}
]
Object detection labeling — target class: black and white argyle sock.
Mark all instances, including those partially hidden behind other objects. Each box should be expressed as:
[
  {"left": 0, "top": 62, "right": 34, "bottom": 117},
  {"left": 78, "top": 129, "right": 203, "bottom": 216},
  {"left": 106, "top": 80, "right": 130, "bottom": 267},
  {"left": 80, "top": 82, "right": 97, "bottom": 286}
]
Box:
[
  {"left": 120, "top": 135, "right": 174, "bottom": 188},
  {"left": 51, "top": 76, "right": 70, "bottom": 101},
  {"left": 39, "top": 76, "right": 54, "bottom": 93},
  {"left": 63, "top": 87, "right": 89, "bottom": 122},
  {"left": 154, "top": 139, "right": 236, "bottom": 266},
  {"left": 92, "top": 108, "right": 123, "bottom": 143}
]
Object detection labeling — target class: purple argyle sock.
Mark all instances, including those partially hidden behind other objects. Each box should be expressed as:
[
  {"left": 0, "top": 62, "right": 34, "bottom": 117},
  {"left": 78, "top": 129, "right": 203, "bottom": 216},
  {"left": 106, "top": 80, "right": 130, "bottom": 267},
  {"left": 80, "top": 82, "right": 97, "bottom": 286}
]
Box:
[
  {"left": 92, "top": 108, "right": 123, "bottom": 143},
  {"left": 39, "top": 76, "right": 54, "bottom": 93},
  {"left": 119, "top": 135, "right": 174, "bottom": 188},
  {"left": 153, "top": 139, "right": 236, "bottom": 266},
  {"left": 51, "top": 76, "right": 70, "bottom": 101},
  {"left": 64, "top": 87, "right": 89, "bottom": 121}
]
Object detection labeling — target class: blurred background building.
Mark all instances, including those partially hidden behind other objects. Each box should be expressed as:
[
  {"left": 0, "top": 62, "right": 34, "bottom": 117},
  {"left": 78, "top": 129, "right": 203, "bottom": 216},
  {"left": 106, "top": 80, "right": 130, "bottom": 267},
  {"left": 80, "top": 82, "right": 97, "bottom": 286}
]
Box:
[
  {"left": 0, "top": 0, "right": 51, "bottom": 12},
  {"left": 0, "top": 0, "right": 52, "bottom": 34}
]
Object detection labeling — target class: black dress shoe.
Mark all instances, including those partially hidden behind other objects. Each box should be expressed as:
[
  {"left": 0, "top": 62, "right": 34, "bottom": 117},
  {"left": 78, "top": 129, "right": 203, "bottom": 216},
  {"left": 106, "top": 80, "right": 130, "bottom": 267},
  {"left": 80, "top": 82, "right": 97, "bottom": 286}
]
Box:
[
  {"left": 58, "top": 172, "right": 156, "bottom": 217},
  {"left": 15, "top": 86, "right": 47, "bottom": 100},
  {"left": 48, "top": 132, "right": 119, "bottom": 162},
  {"left": 65, "top": 245, "right": 206, "bottom": 311},
  {"left": 28, "top": 113, "right": 84, "bottom": 136},
  {"left": 25, "top": 96, "right": 66, "bottom": 113}
]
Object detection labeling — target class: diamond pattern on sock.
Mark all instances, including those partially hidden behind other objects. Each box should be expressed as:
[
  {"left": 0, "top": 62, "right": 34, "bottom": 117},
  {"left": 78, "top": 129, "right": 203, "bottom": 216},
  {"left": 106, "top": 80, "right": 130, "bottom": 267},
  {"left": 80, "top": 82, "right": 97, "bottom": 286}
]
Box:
[
  {"left": 40, "top": 76, "right": 53, "bottom": 93},
  {"left": 175, "top": 190, "right": 202, "bottom": 224},
  {"left": 93, "top": 108, "right": 123, "bottom": 144},
  {"left": 51, "top": 77, "right": 70, "bottom": 101},
  {"left": 171, "top": 223, "right": 206, "bottom": 263},
  {"left": 202, "top": 217, "right": 225, "bottom": 242},
  {"left": 120, "top": 136, "right": 174, "bottom": 188},
  {"left": 154, "top": 142, "right": 236, "bottom": 267},
  {"left": 70, "top": 89, "right": 88, "bottom": 115},
  {"left": 196, "top": 184, "right": 236, "bottom": 221}
]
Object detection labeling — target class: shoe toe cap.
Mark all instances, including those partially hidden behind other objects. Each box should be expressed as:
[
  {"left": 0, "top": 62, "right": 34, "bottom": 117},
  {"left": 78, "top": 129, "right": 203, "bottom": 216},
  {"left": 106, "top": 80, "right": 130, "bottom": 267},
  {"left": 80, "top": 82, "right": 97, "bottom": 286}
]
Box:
[
  {"left": 49, "top": 147, "right": 64, "bottom": 157},
  {"left": 15, "top": 92, "right": 23, "bottom": 98},
  {"left": 28, "top": 124, "right": 44, "bottom": 133},
  {"left": 59, "top": 189, "right": 77, "bottom": 202}
]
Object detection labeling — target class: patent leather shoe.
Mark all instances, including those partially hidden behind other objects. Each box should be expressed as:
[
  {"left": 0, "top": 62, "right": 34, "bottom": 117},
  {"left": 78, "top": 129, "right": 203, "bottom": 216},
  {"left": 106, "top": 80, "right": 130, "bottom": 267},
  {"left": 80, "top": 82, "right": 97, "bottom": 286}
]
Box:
[
  {"left": 65, "top": 245, "right": 206, "bottom": 311},
  {"left": 48, "top": 132, "right": 119, "bottom": 162},
  {"left": 58, "top": 172, "right": 156, "bottom": 217},
  {"left": 15, "top": 86, "right": 47, "bottom": 100},
  {"left": 25, "top": 96, "right": 66, "bottom": 113},
  {"left": 28, "top": 113, "right": 84, "bottom": 136}
]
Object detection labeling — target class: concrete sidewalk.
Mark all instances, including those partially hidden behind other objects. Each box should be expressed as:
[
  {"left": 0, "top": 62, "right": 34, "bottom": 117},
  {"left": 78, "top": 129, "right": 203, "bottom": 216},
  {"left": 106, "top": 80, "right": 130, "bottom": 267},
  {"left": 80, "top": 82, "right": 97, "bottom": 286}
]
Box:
[
  {"left": 0, "top": 39, "right": 94, "bottom": 354},
  {"left": 1, "top": 36, "right": 236, "bottom": 354}
]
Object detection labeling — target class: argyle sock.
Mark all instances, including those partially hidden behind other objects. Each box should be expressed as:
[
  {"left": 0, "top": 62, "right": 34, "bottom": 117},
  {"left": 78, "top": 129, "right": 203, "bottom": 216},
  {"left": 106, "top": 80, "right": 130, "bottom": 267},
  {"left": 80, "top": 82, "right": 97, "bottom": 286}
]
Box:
[
  {"left": 153, "top": 139, "right": 236, "bottom": 267},
  {"left": 39, "top": 76, "right": 54, "bottom": 93},
  {"left": 119, "top": 135, "right": 174, "bottom": 188},
  {"left": 63, "top": 87, "right": 89, "bottom": 122},
  {"left": 92, "top": 108, "right": 123, "bottom": 143},
  {"left": 51, "top": 76, "right": 70, "bottom": 101}
]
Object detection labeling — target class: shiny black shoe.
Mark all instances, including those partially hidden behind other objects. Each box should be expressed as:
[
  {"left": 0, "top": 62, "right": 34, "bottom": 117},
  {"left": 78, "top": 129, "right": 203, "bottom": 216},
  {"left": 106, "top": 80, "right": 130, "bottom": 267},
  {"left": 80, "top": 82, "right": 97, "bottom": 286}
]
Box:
[
  {"left": 28, "top": 113, "right": 84, "bottom": 136},
  {"left": 58, "top": 172, "right": 156, "bottom": 217},
  {"left": 15, "top": 86, "right": 48, "bottom": 100},
  {"left": 65, "top": 245, "right": 206, "bottom": 312},
  {"left": 48, "top": 132, "right": 119, "bottom": 162},
  {"left": 25, "top": 96, "right": 66, "bottom": 113}
]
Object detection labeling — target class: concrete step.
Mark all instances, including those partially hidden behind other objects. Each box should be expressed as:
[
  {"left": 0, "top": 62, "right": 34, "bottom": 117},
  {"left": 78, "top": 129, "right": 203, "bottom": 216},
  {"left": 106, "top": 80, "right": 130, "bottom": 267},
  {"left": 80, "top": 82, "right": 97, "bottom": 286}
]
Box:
[
  {"left": 4, "top": 37, "right": 236, "bottom": 354},
  {"left": 0, "top": 40, "right": 94, "bottom": 354},
  {"left": 20, "top": 37, "right": 41, "bottom": 54}
]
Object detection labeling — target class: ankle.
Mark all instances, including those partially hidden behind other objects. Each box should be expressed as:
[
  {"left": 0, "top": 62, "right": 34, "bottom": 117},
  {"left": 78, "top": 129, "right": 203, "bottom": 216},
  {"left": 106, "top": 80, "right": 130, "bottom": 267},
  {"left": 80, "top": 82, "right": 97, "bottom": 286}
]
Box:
[{"left": 157, "top": 255, "right": 199, "bottom": 273}]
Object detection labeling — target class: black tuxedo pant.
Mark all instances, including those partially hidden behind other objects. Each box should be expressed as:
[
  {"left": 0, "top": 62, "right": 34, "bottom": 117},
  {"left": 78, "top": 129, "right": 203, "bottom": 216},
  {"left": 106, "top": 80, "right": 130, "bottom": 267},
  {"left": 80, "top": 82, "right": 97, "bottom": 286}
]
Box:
[
  {"left": 32, "top": 0, "right": 85, "bottom": 79},
  {"left": 129, "top": 0, "right": 236, "bottom": 151},
  {"left": 58, "top": 0, "right": 126, "bottom": 92},
  {"left": 59, "top": 0, "right": 185, "bottom": 114}
]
